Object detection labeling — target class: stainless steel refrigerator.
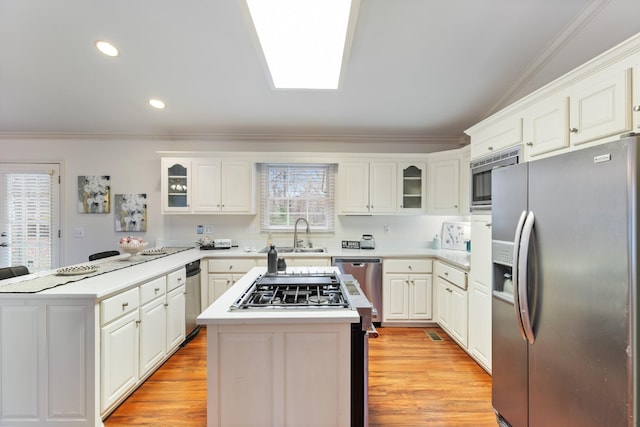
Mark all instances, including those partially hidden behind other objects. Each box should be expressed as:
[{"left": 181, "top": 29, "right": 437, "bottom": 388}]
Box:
[{"left": 491, "top": 135, "right": 638, "bottom": 426}]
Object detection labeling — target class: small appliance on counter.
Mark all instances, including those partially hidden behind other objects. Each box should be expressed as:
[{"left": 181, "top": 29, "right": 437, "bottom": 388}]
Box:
[
  {"left": 197, "top": 237, "right": 233, "bottom": 250},
  {"left": 360, "top": 234, "right": 375, "bottom": 250}
]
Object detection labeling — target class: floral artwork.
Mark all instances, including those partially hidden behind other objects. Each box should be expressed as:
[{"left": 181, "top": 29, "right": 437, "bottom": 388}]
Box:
[
  {"left": 78, "top": 175, "right": 111, "bottom": 213},
  {"left": 115, "top": 193, "right": 147, "bottom": 232}
]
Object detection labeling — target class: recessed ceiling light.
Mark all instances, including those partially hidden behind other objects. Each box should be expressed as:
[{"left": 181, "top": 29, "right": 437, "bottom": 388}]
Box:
[
  {"left": 148, "top": 99, "right": 166, "bottom": 109},
  {"left": 245, "top": 0, "right": 356, "bottom": 90},
  {"left": 95, "top": 40, "right": 119, "bottom": 57}
]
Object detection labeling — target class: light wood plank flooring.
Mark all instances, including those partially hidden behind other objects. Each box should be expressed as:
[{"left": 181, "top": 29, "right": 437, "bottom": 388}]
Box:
[{"left": 104, "top": 326, "right": 495, "bottom": 426}]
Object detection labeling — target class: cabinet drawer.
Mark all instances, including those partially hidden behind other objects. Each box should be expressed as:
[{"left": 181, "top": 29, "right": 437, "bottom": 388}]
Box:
[
  {"left": 208, "top": 258, "right": 257, "bottom": 273},
  {"left": 436, "top": 261, "right": 467, "bottom": 290},
  {"left": 140, "top": 276, "right": 166, "bottom": 305},
  {"left": 384, "top": 259, "right": 432, "bottom": 273},
  {"left": 167, "top": 268, "right": 186, "bottom": 292},
  {"left": 101, "top": 287, "right": 140, "bottom": 325}
]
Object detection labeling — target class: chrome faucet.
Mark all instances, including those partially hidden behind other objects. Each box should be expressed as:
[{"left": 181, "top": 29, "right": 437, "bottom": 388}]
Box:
[{"left": 293, "top": 217, "right": 311, "bottom": 249}]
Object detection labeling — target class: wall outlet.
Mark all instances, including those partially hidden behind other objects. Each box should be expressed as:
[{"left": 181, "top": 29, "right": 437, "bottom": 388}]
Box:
[
  {"left": 203, "top": 225, "right": 214, "bottom": 234},
  {"left": 73, "top": 227, "right": 85, "bottom": 238},
  {"left": 384, "top": 225, "right": 391, "bottom": 234},
  {"left": 196, "top": 225, "right": 203, "bottom": 234}
]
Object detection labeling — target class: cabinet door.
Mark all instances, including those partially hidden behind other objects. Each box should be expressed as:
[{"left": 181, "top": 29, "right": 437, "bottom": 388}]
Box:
[
  {"left": 468, "top": 280, "right": 492, "bottom": 372},
  {"left": 383, "top": 275, "right": 409, "bottom": 320},
  {"left": 101, "top": 310, "right": 139, "bottom": 412},
  {"left": 369, "top": 162, "right": 397, "bottom": 213},
  {"left": 450, "top": 285, "right": 468, "bottom": 347},
  {"left": 470, "top": 215, "right": 492, "bottom": 287},
  {"left": 139, "top": 296, "right": 166, "bottom": 378},
  {"left": 408, "top": 274, "right": 432, "bottom": 319},
  {"left": 162, "top": 159, "right": 191, "bottom": 213},
  {"left": 435, "top": 278, "right": 450, "bottom": 329},
  {"left": 166, "top": 284, "right": 186, "bottom": 352},
  {"left": 192, "top": 160, "right": 221, "bottom": 212},
  {"left": 569, "top": 68, "right": 631, "bottom": 145},
  {"left": 208, "top": 274, "right": 234, "bottom": 305},
  {"left": 339, "top": 162, "right": 370, "bottom": 213},
  {"left": 524, "top": 96, "right": 569, "bottom": 158},
  {"left": 398, "top": 163, "right": 426, "bottom": 213},
  {"left": 428, "top": 158, "right": 460, "bottom": 213},
  {"left": 459, "top": 147, "right": 470, "bottom": 214},
  {"left": 221, "top": 161, "right": 254, "bottom": 213},
  {"left": 634, "top": 64, "right": 640, "bottom": 133}
]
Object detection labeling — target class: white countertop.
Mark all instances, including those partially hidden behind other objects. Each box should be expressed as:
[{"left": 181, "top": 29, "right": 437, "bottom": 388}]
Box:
[
  {"left": 0, "top": 248, "right": 201, "bottom": 300},
  {"left": 197, "top": 266, "right": 361, "bottom": 325},
  {"left": 198, "top": 246, "right": 471, "bottom": 270}
]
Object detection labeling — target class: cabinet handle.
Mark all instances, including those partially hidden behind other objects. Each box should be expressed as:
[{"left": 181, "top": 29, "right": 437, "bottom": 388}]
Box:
[
  {"left": 485, "top": 223, "right": 492, "bottom": 228},
  {"left": 164, "top": 303, "right": 169, "bottom": 307},
  {"left": 122, "top": 302, "right": 129, "bottom": 309},
  {"left": 488, "top": 146, "right": 493, "bottom": 151},
  {"left": 570, "top": 127, "right": 578, "bottom": 133},
  {"left": 526, "top": 141, "right": 533, "bottom": 146},
  {"left": 408, "top": 265, "right": 413, "bottom": 270},
  {"left": 178, "top": 277, "right": 183, "bottom": 283},
  {"left": 634, "top": 105, "right": 640, "bottom": 112},
  {"left": 136, "top": 320, "right": 141, "bottom": 325},
  {"left": 444, "top": 271, "right": 448, "bottom": 276},
  {"left": 154, "top": 287, "right": 160, "bottom": 293}
]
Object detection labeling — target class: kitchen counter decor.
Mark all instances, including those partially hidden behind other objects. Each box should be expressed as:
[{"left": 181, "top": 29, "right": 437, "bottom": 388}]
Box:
[
  {"left": 56, "top": 264, "right": 99, "bottom": 276},
  {"left": 118, "top": 235, "right": 148, "bottom": 256}
]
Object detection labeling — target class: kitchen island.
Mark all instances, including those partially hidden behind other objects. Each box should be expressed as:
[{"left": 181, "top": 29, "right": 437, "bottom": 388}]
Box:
[
  {"left": 0, "top": 248, "right": 200, "bottom": 427},
  {"left": 197, "top": 266, "right": 363, "bottom": 427}
]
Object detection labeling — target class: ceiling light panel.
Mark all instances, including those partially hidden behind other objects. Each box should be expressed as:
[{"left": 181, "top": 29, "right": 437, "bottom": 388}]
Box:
[
  {"left": 246, "top": 0, "right": 354, "bottom": 90},
  {"left": 95, "top": 40, "right": 119, "bottom": 57}
]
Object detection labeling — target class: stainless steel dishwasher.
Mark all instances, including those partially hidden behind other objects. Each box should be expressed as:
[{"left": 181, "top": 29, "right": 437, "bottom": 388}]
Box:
[
  {"left": 333, "top": 258, "right": 382, "bottom": 322},
  {"left": 182, "top": 259, "right": 201, "bottom": 346}
]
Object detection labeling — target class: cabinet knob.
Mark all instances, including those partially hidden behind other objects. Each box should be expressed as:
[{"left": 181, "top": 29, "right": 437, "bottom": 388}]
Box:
[
  {"left": 570, "top": 127, "right": 578, "bottom": 133},
  {"left": 408, "top": 265, "right": 413, "bottom": 270},
  {"left": 634, "top": 105, "right": 640, "bottom": 112},
  {"left": 444, "top": 271, "right": 448, "bottom": 276},
  {"left": 526, "top": 141, "right": 533, "bottom": 146},
  {"left": 154, "top": 287, "right": 160, "bottom": 293},
  {"left": 122, "top": 302, "right": 129, "bottom": 309},
  {"left": 485, "top": 223, "right": 492, "bottom": 228},
  {"left": 487, "top": 146, "right": 493, "bottom": 151}
]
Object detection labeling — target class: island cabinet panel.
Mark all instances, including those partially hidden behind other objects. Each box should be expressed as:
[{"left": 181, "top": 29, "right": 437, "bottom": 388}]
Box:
[
  {"left": 209, "top": 323, "right": 351, "bottom": 427},
  {"left": 0, "top": 300, "right": 96, "bottom": 427}
]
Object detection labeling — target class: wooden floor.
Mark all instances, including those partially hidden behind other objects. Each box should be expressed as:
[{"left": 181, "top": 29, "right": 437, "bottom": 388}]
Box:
[{"left": 104, "top": 326, "right": 495, "bottom": 427}]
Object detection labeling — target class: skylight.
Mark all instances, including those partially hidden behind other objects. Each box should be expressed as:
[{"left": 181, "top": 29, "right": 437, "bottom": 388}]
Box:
[{"left": 245, "top": 0, "right": 356, "bottom": 90}]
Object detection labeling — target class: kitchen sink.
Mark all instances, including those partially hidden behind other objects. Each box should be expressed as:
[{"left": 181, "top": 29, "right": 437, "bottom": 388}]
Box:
[{"left": 258, "top": 246, "right": 326, "bottom": 254}]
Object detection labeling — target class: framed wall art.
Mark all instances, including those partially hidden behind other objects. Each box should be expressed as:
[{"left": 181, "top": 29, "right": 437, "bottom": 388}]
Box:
[
  {"left": 114, "top": 193, "right": 147, "bottom": 232},
  {"left": 78, "top": 175, "right": 111, "bottom": 213}
]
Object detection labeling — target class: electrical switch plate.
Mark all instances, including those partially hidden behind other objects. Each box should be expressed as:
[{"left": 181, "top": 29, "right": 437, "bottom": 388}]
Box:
[
  {"left": 74, "top": 227, "right": 85, "bottom": 238},
  {"left": 384, "top": 225, "right": 391, "bottom": 234},
  {"left": 203, "top": 225, "right": 214, "bottom": 234},
  {"left": 196, "top": 225, "right": 203, "bottom": 234}
]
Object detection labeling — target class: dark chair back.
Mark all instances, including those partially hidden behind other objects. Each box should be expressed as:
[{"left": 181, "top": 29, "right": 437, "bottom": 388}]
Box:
[
  {"left": 0, "top": 265, "right": 30, "bottom": 280},
  {"left": 89, "top": 250, "right": 120, "bottom": 261}
]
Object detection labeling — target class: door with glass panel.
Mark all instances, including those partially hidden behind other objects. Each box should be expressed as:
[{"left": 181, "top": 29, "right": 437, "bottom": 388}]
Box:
[{"left": 0, "top": 163, "right": 61, "bottom": 271}]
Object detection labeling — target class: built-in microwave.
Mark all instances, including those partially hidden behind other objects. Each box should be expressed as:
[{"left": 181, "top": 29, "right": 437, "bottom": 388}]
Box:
[{"left": 470, "top": 145, "right": 521, "bottom": 211}]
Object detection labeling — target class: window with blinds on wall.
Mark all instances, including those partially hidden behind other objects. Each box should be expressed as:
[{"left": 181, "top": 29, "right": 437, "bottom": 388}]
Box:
[
  {"left": 1, "top": 171, "right": 54, "bottom": 271},
  {"left": 259, "top": 163, "right": 337, "bottom": 232}
]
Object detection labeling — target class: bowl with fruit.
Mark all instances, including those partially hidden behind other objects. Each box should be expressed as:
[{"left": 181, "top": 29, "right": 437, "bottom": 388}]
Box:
[{"left": 118, "top": 236, "right": 148, "bottom": 257}]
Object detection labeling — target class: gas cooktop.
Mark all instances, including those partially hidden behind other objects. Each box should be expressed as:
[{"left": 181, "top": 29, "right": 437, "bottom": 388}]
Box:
[{"left": 230, "top": 273, "right": 350, "bottom": 310}]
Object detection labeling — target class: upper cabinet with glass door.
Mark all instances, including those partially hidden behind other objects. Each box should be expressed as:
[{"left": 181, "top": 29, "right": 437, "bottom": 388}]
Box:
[
  {"left": 398, "top": 163, "right": 426, "bottom": 213},
  {"left": 162, "top": 158, "right": 191, "bottom": 213}
]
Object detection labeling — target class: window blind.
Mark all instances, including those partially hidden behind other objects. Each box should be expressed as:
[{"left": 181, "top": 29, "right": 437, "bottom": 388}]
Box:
[
  {"left": 259, "top": 163, "right": 337, "bottom": 232},
  {"left": 2, "top": 173, "right": 53, "bottom": 271}
]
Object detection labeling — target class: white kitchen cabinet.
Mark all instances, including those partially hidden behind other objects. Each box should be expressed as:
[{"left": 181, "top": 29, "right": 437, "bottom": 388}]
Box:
[
  {"left": 100, "top": 299, "right": 139, "bottom": 413},
  {"left": 568, "top": 68, "right": 631, "bottom": 146},
  {"left": 632, "top": 64, "right": 640, "bottom": 132},
  {"left": 434, "top": 261, "right": 468, "bottom": 348},
  {"left": 207, "top": 258, "right": 258, "bottom": 304},
  {"left": 427, "top": 152, "right": 460, "bottom": 214},
  {"left": 339, "top": 161, "right": 397, "bottom": 214},
  {"left": 161, "top": 158, "right": 191, "bottom": 213},
  {"left": 468, "top": 214, "right": 492, "bottom": 373},
  {"left": 383, "top": 259, "right": 432, "bottom": 323},
  {"left": 459, "top": 146, "right": 471, "bottom": 214},
  {"left": 469, "top": 115, "right": 523, "bottom": 160},
  {"left": 166, "top": 284, "right": 186, "bottom": 351},
  {"left": 138, "top": 276, "right": 167, "bottom": 378},
  {"left": 398, "top": 162, "right": 426, "bottom": 213},
  {"left": 523, "top": 95, "right": 570, "bottom": 159},
  {"left": 162, "top": 158, "right": 255, "bottom": 214}
]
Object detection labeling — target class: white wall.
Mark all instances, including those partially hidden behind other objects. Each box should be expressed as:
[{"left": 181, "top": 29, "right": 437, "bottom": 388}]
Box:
[{"left": 1, "top": 137, "right": 467, "bottom": 266}]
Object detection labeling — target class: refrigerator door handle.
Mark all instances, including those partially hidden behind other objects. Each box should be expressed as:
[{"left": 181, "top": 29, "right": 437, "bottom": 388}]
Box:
[
  {"left": 512, "top": 210, "right": 528, "bottom": 341},
  {"left": 518, "top": 211, "right": 536, "bottom": 344}
]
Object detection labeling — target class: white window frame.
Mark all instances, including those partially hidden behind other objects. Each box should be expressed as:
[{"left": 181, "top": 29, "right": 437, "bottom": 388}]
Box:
[{"left": 259, "top": 163, "right": 337, "bottom": 232}]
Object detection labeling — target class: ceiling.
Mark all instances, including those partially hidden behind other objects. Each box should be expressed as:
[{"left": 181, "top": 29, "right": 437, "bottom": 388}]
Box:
[{"left": 1, "top": 0, "right": 640, "bottom": 148}]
